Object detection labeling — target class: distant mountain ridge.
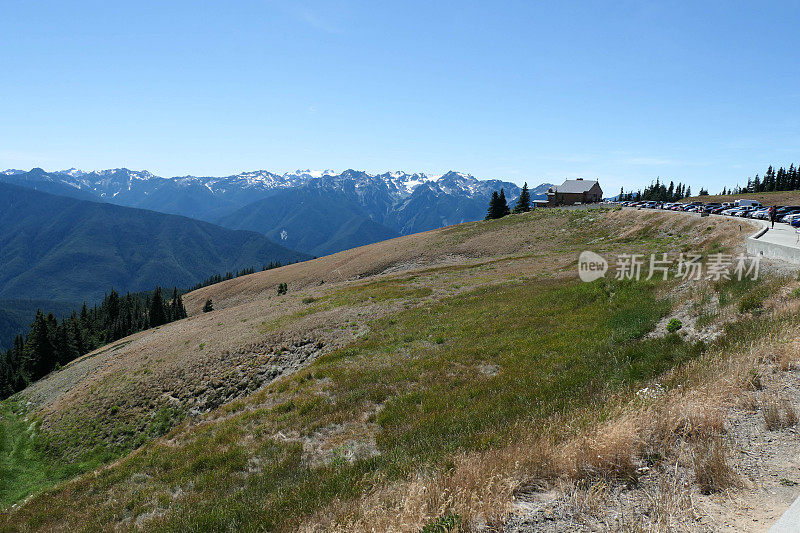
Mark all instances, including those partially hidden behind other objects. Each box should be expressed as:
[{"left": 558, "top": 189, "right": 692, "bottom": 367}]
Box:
[
  {"left": 1, "top": 167, "right": 553, "bottom": 255},
  {"left": 0, "top": 182, "right": 308, "bottom": 303}
]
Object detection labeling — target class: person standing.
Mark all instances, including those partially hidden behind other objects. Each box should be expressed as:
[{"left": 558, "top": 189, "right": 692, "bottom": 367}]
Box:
[{"left": 770, "top": 205, "right": 776, "bottom": 228}]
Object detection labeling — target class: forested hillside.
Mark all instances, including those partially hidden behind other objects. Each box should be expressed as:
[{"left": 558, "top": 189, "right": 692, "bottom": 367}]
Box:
[
  {"left": 217, "top": 184, "right": 401, "bottom": 256},
  {"left": 0, "top": 183, "right": 308, "bottom": 302},
  {"left": 0, "top": 288, "right": 186, "bottom": 399},
  {"left": 0, "top": 300, "right": 77, "bottom": 351}
]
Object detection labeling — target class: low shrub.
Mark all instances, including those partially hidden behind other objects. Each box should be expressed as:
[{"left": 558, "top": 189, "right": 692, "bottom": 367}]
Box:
[
  {"left": 666, "top": 318, "right": 683, "bottom": 333},
  {"left": 743, "top": 368, "right": 763, "bottom": 391}
]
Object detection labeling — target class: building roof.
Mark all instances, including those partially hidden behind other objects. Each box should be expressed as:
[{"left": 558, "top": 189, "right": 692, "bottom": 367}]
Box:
[{"left": 550, "top": 179, "right": 600, "bottom": 194}]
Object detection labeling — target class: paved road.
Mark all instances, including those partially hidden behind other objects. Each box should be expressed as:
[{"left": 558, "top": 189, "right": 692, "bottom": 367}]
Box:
[
  {"left": 745, "top": 218, "right": 800, "bottom": 263},
  {"left": 753, "top": 220, "right": 800, "bottom": 246},
  {"left": 770, "top": 496, "right": 800, "bottom": 533}
]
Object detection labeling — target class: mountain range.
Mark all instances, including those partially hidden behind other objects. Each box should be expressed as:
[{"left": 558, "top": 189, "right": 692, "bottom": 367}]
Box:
[
  {"left": 0, "top": 167, "right": 549, "bottom": 346},
  {"left": 0, "top": 182, "right": 306, "bottom": 303},
  {"left": 0, "top": 167, "right": 551, "bottom": 255}
]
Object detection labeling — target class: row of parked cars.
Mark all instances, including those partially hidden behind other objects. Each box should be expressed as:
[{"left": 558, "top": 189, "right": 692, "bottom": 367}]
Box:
[{"left": 620, "top": 200, "right": 800, "bottom": 226}]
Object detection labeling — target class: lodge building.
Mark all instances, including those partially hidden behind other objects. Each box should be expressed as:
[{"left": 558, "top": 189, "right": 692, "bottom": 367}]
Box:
[{"left": 546, "top": 178, "right": 603, "bottom": 206}]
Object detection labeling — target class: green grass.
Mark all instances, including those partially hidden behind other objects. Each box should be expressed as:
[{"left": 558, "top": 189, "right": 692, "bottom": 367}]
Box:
[
  {"left": 2, "top": 275, "right": 716, "bottom": 531},
  {"left": 1, "top": 207, "right": 773, "bottom": 529},
  {"left": 715, "top": 275, "right": 783, "bottom": 312},
  {"left": 149, "top": 277, "right": 701, "bottom": 530},
  {"left": 0, "top": 400, "right": 113, "bottom": 507}
]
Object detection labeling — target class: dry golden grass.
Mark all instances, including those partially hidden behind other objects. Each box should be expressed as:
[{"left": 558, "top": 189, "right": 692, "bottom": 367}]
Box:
[
  {"left": 763, "top": 395, "right": 798, "bottom": 431},
  {"left": 778, "top": 352, "right": 795, "bottom": 372},
  {"left": 299, "top": 290, "right": 800, "bottom": 532},
  {"left": 692, "top": 438, "right": 741, "bottom": 495},
  {"left": 295, "top": 383, "right": 736, "bottom": 532}
]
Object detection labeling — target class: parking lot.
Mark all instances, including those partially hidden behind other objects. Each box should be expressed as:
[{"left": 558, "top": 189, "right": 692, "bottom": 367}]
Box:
[
  {"left": 617, "top": 199, "right": 800, "bottom": 264},
  {"left": 619, "top": 199, "right": 800, "bottom": 227}
]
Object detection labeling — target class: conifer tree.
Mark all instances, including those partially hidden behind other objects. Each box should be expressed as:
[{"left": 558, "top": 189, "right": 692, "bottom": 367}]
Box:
[
  {"left": 0, "top": 283, "right": 198, "bottom": 399},
  {"left": 202, "top": 299, "right": 214, "bottom": 313},
  {"left": 498, "top": 188, "right": 511, "bottom": 217},
  {"left": 23, "top": 311, "right": 56, "bottom": 382},
  {"left": 170, "top": 288, "right": 187, "bottom": 321},
  {"left": 485, "top": 191, "right": 501, "bottom": 220},
  {"left": 149, "top": 287, "right": 167, "bottom": 327},
  {"left": 513, "top": 182, "right": 532, "bottom": 213}
]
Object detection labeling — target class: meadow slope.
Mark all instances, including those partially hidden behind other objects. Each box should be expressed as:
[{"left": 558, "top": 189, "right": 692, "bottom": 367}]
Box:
[{"left": 4, "top": 207, "right": 798, "bottom": 532}]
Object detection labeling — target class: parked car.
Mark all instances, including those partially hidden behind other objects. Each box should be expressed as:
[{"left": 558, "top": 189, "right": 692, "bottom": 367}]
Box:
[
  {"left": 736, "top": 199, "right": 763, "bottom": 208},
  {"left": 781, "top": 212, "right": 800, "bottom": 224},
  {"left": 784, "top": 208, "right": 800, "bottom": 218},
  {"left": 775, "top": 206, "right": 800, "bottom": 219}
]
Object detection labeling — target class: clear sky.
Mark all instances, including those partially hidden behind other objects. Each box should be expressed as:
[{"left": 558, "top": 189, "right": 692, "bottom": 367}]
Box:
[{"left": 1, "top": 1, "right": 799, "bottom": 193}]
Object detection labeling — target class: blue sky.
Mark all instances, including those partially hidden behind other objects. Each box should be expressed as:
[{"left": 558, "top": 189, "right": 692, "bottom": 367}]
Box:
[{"left": 1, "top": 1, "right": 798, "bottom": 193}]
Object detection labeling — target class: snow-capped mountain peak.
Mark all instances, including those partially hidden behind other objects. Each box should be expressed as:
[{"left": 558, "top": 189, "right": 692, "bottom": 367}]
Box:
[
  {"left": 283, "top": 169, "right": 337, "bottom": 180},
  {"left": 0, "top": 166, "right": 539, "bottom": 216},
  {"left": 59, "top": 168, "right": 86, "bottom": 178}
]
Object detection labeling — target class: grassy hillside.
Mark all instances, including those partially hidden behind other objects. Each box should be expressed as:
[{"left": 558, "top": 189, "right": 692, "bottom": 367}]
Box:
[
  {"left": 0, "top": 183, "right": 308, "bottom": 302},
  {"left": 2, "top": 208, "right": 790, "bottom": 531}
]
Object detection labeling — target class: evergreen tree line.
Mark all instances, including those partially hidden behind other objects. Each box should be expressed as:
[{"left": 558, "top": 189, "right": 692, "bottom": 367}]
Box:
[
  {"left": 485, "top": 183, "right": 531, "bottom": 220},
  {"left": 620, "top": 164, "right": 800, "bottom": 202},
  {"left": 618, "top": 178, "right": 693, "bottom": 202},
  {"left": 188, "top": 262, "right": 286, "bottom": 292},
  {"left": 724, "top": 164, "right": 800, "bottom": 195},
  {"left": 0, "top": 287, "right": 186, "bottom": 399}
]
